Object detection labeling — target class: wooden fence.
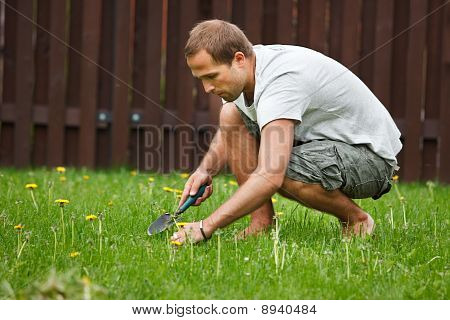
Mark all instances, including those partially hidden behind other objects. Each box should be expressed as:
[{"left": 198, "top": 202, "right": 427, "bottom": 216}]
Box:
[{"left": 0, "top": 0, "right": 449, "bottom": 182}]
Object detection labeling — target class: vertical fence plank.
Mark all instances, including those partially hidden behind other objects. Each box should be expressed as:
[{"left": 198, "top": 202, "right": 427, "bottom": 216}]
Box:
[
  {"left": 233, "top": 0, "right": 263, "bottom": 44},
  {"left": 0, "top": 0, "right": 17, "bottom": 166},
  {"left": 390, "top": 0, "right": 410, "bottom": 118},
  {"left": 128, "top": 0, "right": 142, "bottom": 170},
  {"left": 439, "top": 1, "right": 450, "bottom": 182},
  {"left": 163, "top": 0, "right": 180, "bottom": 172},
  {"left": 390, "top": 0, "right": 410, "bottom": 170},
  {"left": 47, "top": 0, "right": 67, "bottom": 167},
  {"left": 78, "top": 0, "right": 102, "bottom": 167},
  {"left": 298, "top": 0, "right": 328, "bottom": 53},
  {"left": 262, "top": 0, "right": 277, "bottom": 43},
  {"left": 422, "top": 0, "right": 444, "bottom": 180},
  {"left": 65, "top": 0, "right": 82, "bottom": 166},
  {"left": 359, "top": 0, "right": 376, "bottom": 88},
  {"left": 212, "top": 0, "right": 232, "bottom": 20},
  {"left": 32, "top": 0, "right": 50, "bottom": 166},
  {"left": 165, "top": 0, "right": 179, "bottom": 113},
  {"left": 3, "top": 0, "right": 16, "bottom": 104},
  {"left": 403, "top": 0, "right": 427, "bottom": 181},
  {"left": 308, "top": 0, "right": 328, "bottom": 53},
  {"left": 245, "top": 0, "right": 263, "bottom": 44},
  {"left": 276, "top": 0, "right": 295, "bottom": 44},
  {"left": 0, "top": 1, "right": 3, "bottom": 54},
  {"left": 96, "top": 0, "right": 114, "bottom": 169},
  {"left": 195, "top": 2, "right": 212, "bottom": 119},
  {"left": 34, "top": 0, "right": 49, "bottom": 105},
  {"left": 372, "top": 0, "right": 394, "bottom": 109},
  {"left": 111, "top": 0, "right": 132, "bottom": 166},
  {"left": 14, "top": 0, "right": 34, "bottom": 167},
  {"left": 329, "top": 0, "right": 342, "bottom": 60},
  {"left": 138, "top": 0, "right": 163, "bottom": 171},
  {"left": 175, "top": 0, "right": 197, "bottom": 171},
  {"left": 297, "top": 0, "right": 310, "bottom": 47},
  {"left": 96, "top": 0, "right": 114, "bottom": 168},
  {"left": 208, "top": 0, "right": 231, "bottom": 127},
  {"left": 425, "top": 0, "right": 443, "bottom": 120},
  {"left": 66, "top": 0, "right": 81, "bottom": 108},
  {"left": 340, "top": 0, "right": 362, "bottom": 74}
]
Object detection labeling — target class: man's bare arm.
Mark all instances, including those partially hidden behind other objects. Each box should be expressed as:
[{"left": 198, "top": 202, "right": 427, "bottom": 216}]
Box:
[
  {"left": 197, "top": 128, "right": 227, "bottom": 176},
  {"left": 178, "top": 128, "right": 227, "bottom": 206},
  {"left": 202, "top": 119, "right": 295, "bottom": 233}
]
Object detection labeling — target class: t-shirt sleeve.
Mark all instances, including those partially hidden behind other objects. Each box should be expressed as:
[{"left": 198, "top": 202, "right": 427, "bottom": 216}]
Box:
[{"left": 256, "top": 73, "right": 310, "bottom": 130}]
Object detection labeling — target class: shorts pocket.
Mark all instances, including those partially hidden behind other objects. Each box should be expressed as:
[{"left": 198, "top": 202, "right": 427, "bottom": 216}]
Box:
[
  {"left": 340, "top": 147, "right": 394, "bottom": 199},
  {"left": 346, "top": 176, "right": 390, "bottom": 199}
]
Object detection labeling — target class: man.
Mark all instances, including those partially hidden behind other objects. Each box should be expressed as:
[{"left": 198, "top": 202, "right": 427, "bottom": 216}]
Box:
[{"left": 171, "top": 20, "right": 402, "bottom": 244}]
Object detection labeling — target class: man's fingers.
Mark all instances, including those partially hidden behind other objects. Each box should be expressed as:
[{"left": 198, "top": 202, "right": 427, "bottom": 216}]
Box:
[
  {"left": 190, "top": 179, "right": 204, "bottom": 196},
  {"left": 178, "top": 181, "right": 193, "bottom": 208},
  {"left": 192, "top": 185, "right": 213, "bottom": 206},
  {"left": 206, "top": 185, "right": 213, "bottom": 197}
]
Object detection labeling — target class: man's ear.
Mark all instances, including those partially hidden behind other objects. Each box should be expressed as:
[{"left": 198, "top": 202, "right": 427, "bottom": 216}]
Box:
[{"left": 233, "top": 51, "right": 246, "bottom": 66}]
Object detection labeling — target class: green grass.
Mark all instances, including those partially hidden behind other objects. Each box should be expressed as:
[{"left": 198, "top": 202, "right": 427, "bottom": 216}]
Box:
[{"left": 0, "top": 168, "right": 448, "bottom": 299}]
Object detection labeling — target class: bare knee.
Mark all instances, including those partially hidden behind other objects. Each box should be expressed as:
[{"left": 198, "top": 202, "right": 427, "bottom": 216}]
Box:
[{"left": 219, "top": 103, "right": 244, "bottom": 129}]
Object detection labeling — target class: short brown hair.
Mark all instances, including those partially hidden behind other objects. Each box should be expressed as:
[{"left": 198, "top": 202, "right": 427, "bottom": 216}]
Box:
[{"left": 185, "top": 20, "right": 253, "bottom": 65}]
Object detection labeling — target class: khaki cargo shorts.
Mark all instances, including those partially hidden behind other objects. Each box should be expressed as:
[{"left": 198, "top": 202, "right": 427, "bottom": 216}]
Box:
[{"left": 237, "top": 107, "right": 395, "bottom": 200}]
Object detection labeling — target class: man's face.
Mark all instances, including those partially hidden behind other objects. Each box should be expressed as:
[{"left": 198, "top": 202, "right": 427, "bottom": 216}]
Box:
[{"left": 187, "top": 49, "right": 246, "bottom": 102}]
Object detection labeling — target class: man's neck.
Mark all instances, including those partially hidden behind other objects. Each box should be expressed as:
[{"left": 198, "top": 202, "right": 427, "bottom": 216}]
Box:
[{"left": 243, "top": 54, "right": 256, "bottom": 104}]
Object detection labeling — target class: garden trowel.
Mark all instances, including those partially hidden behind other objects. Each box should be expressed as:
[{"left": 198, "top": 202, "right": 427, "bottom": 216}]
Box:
[{"left": 147, "top": 184, "right": 207, "bottom": 235}]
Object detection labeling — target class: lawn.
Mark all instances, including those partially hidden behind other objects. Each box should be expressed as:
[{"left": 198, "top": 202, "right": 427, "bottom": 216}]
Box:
[{"left": 0, "top": 168, "right": 448, "bottom": 299}]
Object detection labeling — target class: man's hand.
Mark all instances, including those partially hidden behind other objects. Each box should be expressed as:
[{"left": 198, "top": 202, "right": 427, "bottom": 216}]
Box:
[
  {"left": 170, "top": 221, "right": 212, "bottom": 245},
  {"left": 178, "top": 169, "right": 213, "bottom": 208}
]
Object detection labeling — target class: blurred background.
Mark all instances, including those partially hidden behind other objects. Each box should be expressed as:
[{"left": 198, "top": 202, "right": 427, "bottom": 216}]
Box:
[{"left": 0, "top": 0, "right": 448, "bottom": 182}]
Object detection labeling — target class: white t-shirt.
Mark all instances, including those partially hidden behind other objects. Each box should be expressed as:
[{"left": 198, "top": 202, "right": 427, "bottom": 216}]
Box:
[{"left": 231, "top": 45, "right": 402, "bottom": 164}]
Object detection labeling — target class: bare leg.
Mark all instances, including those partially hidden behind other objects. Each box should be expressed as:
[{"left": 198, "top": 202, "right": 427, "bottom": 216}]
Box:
[
  {"left": 219, "top": 103, "right": 274, "bottom": 236},
  {"left": 279, "top": 177, "right": 375, "bottom": 237}
]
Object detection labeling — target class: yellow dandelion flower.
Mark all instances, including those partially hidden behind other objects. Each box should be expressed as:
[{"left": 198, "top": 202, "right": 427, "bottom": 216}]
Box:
[
  {"left": 228, "top": 180, "right": 238, "bottom": 186},
  {"left": 176, "top": 222, "right": 188, "bottom": 228},
  {"left": 81, "top": 276, "right": 91, "bottom": 286},
  {"left": 82, "top": 175, "right": 90, "bottom": 181},
  {"left": 271, "top": 197, "right": 278, "bottom": 203},
  {"left": 180, "top": 173, "right": 190, "bottom": 179},
  {"left": 59, "top": 176, "right": 67, "bottom": 182},
  {"left": 85, "top": 214, "right": 97, "bottom": 221},
  {"left": 170, "top": 240, "right": 182, "bottom": 246},
  {"left": 130, "top": 170, "right": 137, "bottom": 176},
  {"left": 25, "top": 183, "right": 38, "bottom": 189},
  {"left": 392, "top": 175, "right": 399, "bottom": 181},
  {"left": 70, "top": 251, "right": 80, "bottom": 258},
  {"left": 14, "top": 224, "right": 24, "bottom": 230},
  {"left": 55, "top": 199, "right": 69, "bottom": 207},
  {"left": 276, "top": 211, "right": 284, "bottom": 216},
  {"left": 56, "top": 166, "right": 66, "bottom": 173},
  {"left": 163, "top": 187, "right": 174, "bottom": 193},
  {"left": 148, "top": 177, "right": 155, "bottom": 182},
  {"left": 108, "top": 200, "right": 113, "bottom": 206}
]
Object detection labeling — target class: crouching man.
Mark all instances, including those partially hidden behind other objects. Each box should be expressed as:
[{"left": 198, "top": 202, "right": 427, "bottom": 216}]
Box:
[{"left": 172, "top": 20, "right": 402, "bottom": 244}]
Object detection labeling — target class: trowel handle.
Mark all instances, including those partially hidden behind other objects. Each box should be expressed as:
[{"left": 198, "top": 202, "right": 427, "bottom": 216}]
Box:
[{"left": 176, "top": 184, "right": 208, "bottom": 214}]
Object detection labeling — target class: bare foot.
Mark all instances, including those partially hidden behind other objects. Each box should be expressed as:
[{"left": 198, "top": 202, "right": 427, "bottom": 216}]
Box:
[
  {"left": 342, "top": 213, "right": 375, "bottom": 238},
  {"left": 236, "top": 222, "right": 273, "bottom": 240}
]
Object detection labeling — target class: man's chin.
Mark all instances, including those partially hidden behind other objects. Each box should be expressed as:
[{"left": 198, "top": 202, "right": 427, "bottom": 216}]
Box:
[{"left": 221, "top": 93, "right": 239, "bottom": 102}]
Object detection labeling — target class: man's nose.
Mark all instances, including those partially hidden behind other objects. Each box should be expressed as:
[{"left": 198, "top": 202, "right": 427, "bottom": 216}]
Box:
[{"left": 203, "top": 81, "right": 214, "bottom": 93}]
